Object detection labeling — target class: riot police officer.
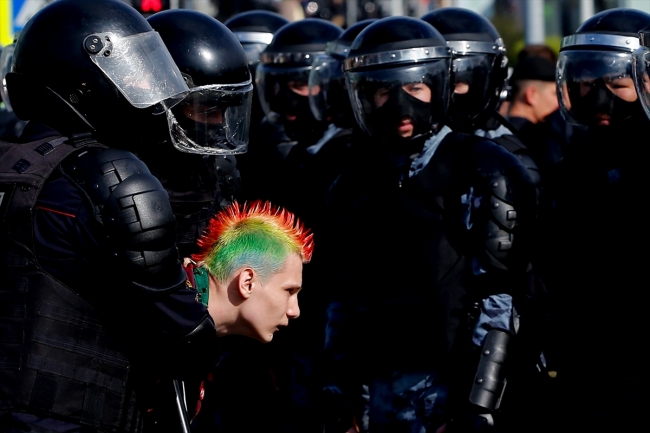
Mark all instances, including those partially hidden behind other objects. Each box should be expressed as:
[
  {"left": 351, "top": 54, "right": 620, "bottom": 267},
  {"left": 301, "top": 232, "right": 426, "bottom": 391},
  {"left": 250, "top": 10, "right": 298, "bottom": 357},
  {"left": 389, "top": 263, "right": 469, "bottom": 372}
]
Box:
[
  {"left": 421, "top": 8, "right": 542, "bottom": 204},
  {"left": 245, "top": 17, "right": 342, "bottom": 224},
  {"left": 320, "top": 15, "right": 536, "bottom": 433},
  {"left": 144, "top": 9, "right": 253, "bottom": 258},
  {"left": 545, "top": 8, "right": 650, "bottom": 432},
  {"left": 303, "top": 18, "right": 376, "bottom": 231},
  {"left": 420, "top": 8, "right": 509, "bottom": 137},
  {"left": 0, "top": 1, "right": 219, "bottom": 431},
  {"left": 308, "top": 19, "right": 376, "bottom": 133}
]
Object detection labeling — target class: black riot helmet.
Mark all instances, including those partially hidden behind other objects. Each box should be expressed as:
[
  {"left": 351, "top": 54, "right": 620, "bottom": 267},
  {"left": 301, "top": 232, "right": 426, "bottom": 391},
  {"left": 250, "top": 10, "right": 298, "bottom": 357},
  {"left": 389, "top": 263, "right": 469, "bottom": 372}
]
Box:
[
  {"left": 421, "top": 8, "right": 508, "bottom": 130},
  {"left": 148, "top": 9, "right": 253, "bottom": 155},
  {"left": 558, "top": 8, "right": 650, "bottom": 128},
  {"left": 5, "top": 0, "right": 189, "bottom": 145},
  {"left": 308, "top": 19, "right": 376, "bottom": 128},
  {"left": 344, "top": 16, "right": 452, "bottom": 148},
  {"left": 224, "top": 10, "right": 290, "bottom": 69},
  {"left": 257, "top": 18, "right": 343, "bottom": 141}
]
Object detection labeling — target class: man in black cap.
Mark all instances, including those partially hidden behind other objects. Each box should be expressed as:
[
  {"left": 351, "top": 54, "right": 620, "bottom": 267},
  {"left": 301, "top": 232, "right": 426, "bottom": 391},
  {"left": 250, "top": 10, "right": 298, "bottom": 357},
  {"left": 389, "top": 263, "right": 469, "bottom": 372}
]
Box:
[{"left": 507, "top": 56, "right": 558, "bottom": 130}]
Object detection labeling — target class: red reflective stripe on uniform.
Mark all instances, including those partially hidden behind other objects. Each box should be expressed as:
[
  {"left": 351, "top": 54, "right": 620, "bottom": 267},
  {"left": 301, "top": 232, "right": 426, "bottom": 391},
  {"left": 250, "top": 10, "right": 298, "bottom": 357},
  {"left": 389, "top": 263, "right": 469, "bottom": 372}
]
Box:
[{"left": 34, "top": 206, "right": 76, "bottom": 218}]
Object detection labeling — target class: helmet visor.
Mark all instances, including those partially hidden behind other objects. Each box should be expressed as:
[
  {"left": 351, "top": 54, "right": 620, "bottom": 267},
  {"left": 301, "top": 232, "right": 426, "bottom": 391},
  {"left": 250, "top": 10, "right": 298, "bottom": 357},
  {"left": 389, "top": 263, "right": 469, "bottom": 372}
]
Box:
[
  {"left": 557, "top": 50, "right": 637, "bottom": 126},
  {"left": 87, "top": 31, "right": 189, "bottom": 113},
  {"left": 242, "top": 43, "right": 269, "bottom": 67},
  {"left": 633, "top": 47, "right": 650, "bottom": 121},
  {"left": 308, "top": 53, "right": 344, "bottom": 122},
  {"left": 345, "top": 60, "right": 451, "bottom": 139},
  {"left": 450, "top": 53, "right": 500, "bottom": 122},
  {"left": 256, "top": 63, "right": 312, "bottom": 121},
  {"left": 168, "top": 80, "right": 253, "bottom": 155},
  {"left": 0, "top": 43, "right": 15, "bottom": 111}
]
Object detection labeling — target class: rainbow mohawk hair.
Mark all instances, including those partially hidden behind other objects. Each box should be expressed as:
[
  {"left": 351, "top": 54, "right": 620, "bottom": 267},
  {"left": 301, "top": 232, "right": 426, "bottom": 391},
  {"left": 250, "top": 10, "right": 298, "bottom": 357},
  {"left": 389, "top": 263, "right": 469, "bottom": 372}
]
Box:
[{"left": 192, "top": 201, "right": 314, "bottom": 283}]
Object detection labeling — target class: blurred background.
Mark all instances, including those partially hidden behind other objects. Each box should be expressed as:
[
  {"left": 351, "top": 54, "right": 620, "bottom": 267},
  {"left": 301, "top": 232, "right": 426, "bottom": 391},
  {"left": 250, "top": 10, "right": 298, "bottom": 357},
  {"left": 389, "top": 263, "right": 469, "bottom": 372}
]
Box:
[{"left": 2, "top": 0, "right": 650, "bottom": 72}]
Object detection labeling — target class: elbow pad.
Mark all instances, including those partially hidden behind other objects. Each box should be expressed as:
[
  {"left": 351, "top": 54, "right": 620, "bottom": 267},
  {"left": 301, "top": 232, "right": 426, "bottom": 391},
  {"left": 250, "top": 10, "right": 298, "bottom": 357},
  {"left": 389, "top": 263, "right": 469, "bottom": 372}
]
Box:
[
  {"left": 472, "top": 141, "right": 536, "bottom": 273},
  {"left": 62, "top": 147, "right": 185, "bottom": 291}
]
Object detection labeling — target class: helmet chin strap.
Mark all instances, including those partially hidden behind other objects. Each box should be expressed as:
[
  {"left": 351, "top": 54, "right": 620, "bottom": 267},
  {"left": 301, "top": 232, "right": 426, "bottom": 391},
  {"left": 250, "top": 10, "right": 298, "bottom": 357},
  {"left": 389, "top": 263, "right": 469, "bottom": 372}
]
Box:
[{"left": 45, "top": 86, "right": 96, "bottom": 131}]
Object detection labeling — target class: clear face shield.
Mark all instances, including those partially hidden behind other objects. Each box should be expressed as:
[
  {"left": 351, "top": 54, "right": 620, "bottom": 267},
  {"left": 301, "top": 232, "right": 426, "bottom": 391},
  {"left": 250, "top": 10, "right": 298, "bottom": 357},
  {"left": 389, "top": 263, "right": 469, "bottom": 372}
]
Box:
[
  {"left": 345, "top": 60, "right": 451, "bottom": 141},
  {"left": 232, "top": 31, "right": 274, "bottom": 68},
  {"left": 633, "top": 41, "right": 650, "bottom": 121},
  {"left": 167, "top": 80, "right": 253, "bottom": 155},
  {"left": 256, "top": 63, "right": 313, "bottom": 123},
  {"left": 557, "top": 50, "right": 638, "bottom": 127},
  {"left": 242, "top": 43, "right": 269, "bottom": 68},
  {"left": 84, "top": 31, "right": 189, "bottom": 114},
  {"left": 308, "top": 53, "right": 344, "bottom": 122},
  {"left": 451, "top": 53, "right": 499, "bottom": 122}
]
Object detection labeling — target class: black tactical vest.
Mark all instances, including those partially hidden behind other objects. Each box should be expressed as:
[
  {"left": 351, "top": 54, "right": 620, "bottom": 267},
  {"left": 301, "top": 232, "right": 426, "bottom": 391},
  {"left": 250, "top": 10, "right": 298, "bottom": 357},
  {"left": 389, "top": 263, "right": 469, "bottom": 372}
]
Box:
[{"left": 0, "top": 134, "right": 142, "bottom": 432}]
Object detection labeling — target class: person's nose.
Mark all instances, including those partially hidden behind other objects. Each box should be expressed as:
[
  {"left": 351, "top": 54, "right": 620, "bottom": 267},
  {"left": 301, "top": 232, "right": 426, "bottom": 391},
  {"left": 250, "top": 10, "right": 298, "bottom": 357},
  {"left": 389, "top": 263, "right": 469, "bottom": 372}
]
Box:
[{"left": 287, "top": 295, "right": 300, "bottom": 319}]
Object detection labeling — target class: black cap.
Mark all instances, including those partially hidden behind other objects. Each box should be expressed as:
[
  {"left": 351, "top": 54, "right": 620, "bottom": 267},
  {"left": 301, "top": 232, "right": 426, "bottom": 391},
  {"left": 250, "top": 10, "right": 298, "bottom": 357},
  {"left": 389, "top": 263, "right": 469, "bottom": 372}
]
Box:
[{"left": 510, "top": 56, "right": 556, "bottom": 82}]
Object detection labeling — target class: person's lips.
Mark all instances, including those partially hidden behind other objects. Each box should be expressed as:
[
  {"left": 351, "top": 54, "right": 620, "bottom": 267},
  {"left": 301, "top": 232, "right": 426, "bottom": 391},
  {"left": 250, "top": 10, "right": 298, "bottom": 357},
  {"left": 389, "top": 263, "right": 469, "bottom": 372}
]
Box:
[
  {"left": 595, "top": 113, "right": 611, "bottom": 126},
  {"left": 285, "top": 114, "right": 297, "bottom": 121},
  {"left": 397, "top": 117, "right": 413, "bottom": 133},
  {"left": 275, "top": 322, "right": 289, "bottom": 333}
]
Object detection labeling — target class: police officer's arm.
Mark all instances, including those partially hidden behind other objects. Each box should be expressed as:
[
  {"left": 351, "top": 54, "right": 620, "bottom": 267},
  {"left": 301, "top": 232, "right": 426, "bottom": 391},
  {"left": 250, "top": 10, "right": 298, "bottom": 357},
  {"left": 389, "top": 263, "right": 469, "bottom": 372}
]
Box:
[
  {"left": 60, "top": 147, "right": 220, "bottom": 377},
  {"left": 451, "top": 139, "right": 536, "bottom": 431}
]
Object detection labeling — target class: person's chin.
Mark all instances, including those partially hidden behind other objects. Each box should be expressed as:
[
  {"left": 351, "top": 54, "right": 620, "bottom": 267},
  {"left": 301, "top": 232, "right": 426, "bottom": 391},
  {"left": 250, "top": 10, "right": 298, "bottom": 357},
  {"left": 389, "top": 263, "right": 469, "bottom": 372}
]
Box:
[{"left": 254, "top": 333, "right": 274, "bottom": 343}]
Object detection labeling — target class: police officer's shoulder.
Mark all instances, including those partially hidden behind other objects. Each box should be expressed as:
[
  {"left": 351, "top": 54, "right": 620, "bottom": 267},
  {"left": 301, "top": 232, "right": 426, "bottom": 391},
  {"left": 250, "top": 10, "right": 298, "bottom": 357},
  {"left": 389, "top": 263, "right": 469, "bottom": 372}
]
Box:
[{"left": 60, "top": 147, "right": 152, "bottom": 206}]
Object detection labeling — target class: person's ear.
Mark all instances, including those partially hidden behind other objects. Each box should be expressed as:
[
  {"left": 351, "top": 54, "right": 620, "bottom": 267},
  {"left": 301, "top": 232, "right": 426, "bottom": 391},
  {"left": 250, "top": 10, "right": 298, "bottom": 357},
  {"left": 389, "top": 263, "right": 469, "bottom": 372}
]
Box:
[
  {"left": 524, "top": 84, "right": 538, "bottom": 105},
  {"left": 237, "top": 267, "right": 255, "bottom": 299}
]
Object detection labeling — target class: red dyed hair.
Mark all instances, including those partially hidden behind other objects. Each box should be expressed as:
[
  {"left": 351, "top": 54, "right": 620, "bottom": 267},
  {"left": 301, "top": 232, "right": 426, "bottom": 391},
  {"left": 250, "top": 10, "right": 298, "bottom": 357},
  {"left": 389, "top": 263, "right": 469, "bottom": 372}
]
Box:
[{"left": 192, "top": 201, "right": 314, "bottom": 273}]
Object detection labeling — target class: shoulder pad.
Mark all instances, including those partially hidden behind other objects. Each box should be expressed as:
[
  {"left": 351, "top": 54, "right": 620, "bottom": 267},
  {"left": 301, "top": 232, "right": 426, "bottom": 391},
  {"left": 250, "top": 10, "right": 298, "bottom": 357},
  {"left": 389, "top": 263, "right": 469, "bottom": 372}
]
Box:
[
  {"left": 61, "top": 148, "right": 152, "bottom": 207},
  {"left": 62, "top": 147, "right": 183, "bottom": 290},
  {"left": 491, "top": 134, "right": 541, "bottom": 189}
]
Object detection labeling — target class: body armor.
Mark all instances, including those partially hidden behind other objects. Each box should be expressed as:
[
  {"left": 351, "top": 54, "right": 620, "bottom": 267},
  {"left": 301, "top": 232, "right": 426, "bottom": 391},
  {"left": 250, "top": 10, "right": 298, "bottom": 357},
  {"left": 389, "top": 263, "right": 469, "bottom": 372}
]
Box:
[{"left": 0, "top": 134, "right": 141, "bottom": 432}]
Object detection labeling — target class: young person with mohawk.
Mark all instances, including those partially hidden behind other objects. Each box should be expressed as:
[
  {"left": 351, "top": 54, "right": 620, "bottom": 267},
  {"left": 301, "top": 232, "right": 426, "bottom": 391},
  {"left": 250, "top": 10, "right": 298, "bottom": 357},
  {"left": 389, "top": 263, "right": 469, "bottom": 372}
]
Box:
[
  {"left": 147, "top": 200, "right": 314, "bottom": 431},
  {"left": 189, "top": 200, "right": 314, "bottom": 343}
]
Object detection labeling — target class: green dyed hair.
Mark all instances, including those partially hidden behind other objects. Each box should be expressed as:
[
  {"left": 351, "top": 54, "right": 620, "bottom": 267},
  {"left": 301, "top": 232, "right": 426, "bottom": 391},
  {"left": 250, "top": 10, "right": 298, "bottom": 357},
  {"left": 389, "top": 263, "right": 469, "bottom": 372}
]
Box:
[{"left": 192, "top": 201, "right": 314, "bottom": 283}]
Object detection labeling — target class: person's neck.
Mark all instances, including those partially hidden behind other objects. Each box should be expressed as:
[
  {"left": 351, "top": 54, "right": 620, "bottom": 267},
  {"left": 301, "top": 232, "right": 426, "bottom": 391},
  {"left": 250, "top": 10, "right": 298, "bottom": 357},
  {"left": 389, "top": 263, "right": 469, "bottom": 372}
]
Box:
[
  {"left": 208, "top": 274, "right": 240, "bottom": 338},
  {"left": 507, "top": 103, "right": 537, "bottom": 124}
]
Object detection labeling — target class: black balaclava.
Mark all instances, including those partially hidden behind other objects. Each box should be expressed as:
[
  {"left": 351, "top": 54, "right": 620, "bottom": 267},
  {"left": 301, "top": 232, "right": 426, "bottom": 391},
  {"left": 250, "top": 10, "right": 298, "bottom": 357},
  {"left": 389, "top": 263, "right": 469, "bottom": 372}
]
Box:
[
  {"left": 568, "top": 78, "right": 646, "bottom": 127},
  {"left": 269, "top": 82, "right": 322, "bottom": 142}
]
